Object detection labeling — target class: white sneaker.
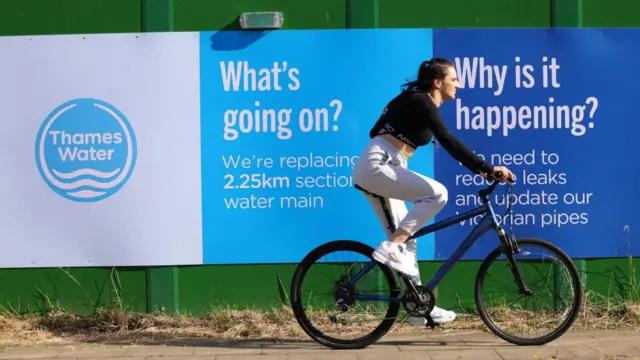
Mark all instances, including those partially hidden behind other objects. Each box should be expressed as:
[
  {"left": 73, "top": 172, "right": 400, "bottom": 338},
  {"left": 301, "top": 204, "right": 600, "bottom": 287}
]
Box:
[
  {"left": 372, "top": 240, "right": 419, "bottom": 277},
  {"left": 408, "top": 306, "right": 457, "bottom": 326},
  {"left": 404, "top": 251, "right": 419, "bottom": 277}
]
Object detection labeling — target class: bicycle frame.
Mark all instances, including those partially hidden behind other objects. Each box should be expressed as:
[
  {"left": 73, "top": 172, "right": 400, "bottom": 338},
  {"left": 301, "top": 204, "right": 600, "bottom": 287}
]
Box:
[{"left": 349, "top": 194, "right": 505, "bottom": 304}]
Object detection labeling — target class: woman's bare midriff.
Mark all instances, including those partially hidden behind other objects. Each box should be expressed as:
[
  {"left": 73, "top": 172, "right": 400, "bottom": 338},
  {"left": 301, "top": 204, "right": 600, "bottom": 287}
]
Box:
[{"left": 380, "top": 134, "right": 416, "bottom": 160}]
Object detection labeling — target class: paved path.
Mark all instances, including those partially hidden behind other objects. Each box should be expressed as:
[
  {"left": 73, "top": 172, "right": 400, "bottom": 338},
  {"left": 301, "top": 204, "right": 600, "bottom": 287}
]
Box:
[{"left": 0, "top": 329, "right": 639, "bottom": 359}]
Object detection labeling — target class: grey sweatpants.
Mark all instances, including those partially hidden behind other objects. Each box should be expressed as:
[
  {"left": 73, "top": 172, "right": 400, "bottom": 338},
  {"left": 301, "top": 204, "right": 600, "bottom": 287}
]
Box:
[{"left": 352, "top": 136, "right": 449, "bottom": 279}]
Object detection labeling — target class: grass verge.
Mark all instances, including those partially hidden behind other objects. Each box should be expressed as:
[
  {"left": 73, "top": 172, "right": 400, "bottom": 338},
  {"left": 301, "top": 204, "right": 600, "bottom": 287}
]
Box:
[
  {"left": 0, "top": 289, "right": 637, "bottom": 349},
  {"left": 0, "top": 250, "right": 638, "bottom": 348}
]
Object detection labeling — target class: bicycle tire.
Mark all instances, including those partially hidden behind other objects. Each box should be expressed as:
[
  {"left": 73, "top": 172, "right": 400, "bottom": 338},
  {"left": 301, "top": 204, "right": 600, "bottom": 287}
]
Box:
[
  {"left": 475, "top": 237, "right": 583, "bottom": 346},
  {"left": 290, "top": 240, "right": 401, "bottom": 349}
]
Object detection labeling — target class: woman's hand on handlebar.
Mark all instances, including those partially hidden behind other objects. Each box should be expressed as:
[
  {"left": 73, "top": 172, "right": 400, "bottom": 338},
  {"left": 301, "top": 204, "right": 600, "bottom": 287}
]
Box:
[
  {"left": 480, "top": 166, "right": 515, "bottom": 183},
  {"left": 490, "top": 166, "right": 516, "bottom": 183}
]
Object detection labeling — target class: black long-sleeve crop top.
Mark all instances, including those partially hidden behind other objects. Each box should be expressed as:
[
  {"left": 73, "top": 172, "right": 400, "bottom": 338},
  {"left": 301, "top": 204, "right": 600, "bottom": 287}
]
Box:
[{"left": 369, "top": 90, "right": 494, "bottom": 175}]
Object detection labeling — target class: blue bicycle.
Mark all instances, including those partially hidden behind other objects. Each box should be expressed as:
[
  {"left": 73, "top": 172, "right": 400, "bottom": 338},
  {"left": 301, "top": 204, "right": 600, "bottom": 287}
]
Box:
[{"left": 290, "top": 173, "right": 583, "bottom": 349}]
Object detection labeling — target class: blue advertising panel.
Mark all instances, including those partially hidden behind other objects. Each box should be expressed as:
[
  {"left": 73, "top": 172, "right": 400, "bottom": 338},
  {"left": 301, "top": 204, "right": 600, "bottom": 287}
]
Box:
[
  {"left": 433, "top": 28, "right": 640, "bottom": 260},
  {"left": 6, "top": 28, "right": 640, "bottom": 269},
  {"left": 200, "top": 29, "right": 434, "bottom": 264}
]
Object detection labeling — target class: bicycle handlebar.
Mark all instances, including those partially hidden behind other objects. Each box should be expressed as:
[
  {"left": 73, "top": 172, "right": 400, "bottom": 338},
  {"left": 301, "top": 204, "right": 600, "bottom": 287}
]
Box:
[
  {"left": 479, "top": 171, "right": 515, "bottom": 199},
  {"left": 493, "top": 171, "right": 515, "bottom": 184}
]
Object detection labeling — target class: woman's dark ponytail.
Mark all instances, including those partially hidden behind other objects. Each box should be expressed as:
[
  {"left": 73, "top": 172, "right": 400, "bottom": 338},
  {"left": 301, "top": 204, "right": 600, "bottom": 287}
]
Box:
[{"left": 402, "top": 58, "right": 454, "bottom": 92}]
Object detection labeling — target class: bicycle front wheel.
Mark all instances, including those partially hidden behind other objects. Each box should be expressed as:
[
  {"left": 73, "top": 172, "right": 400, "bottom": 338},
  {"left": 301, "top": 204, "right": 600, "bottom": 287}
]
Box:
[
  {"left": 290, "top": 240, "right": 401, "bottom": 349},
  {"left": 475, "top": 237, "right": 583, "bottom": 346}
]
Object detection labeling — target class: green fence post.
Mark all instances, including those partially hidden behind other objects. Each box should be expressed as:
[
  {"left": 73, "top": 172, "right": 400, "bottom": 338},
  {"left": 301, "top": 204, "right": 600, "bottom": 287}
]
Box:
[
  {"left": 347, "top": 0, "right": 391, "bottom": 310},
  {"left": 347, "top": 0, "right": 378, "bottom": 29},
  {"left": 146, "top": 267, "right": 179, "bottom": 314},
  {"left": 551, "top": 0, "right": 583, "bottom": 27},
  {"left": 142, "top": 0, "right": 174, "bottom": 32},
  {"left": 141, "top": 0, "right": 178, "bottom": 315},
  {"left": 551, "top": 0, "right": 588, "bottom": 292}
]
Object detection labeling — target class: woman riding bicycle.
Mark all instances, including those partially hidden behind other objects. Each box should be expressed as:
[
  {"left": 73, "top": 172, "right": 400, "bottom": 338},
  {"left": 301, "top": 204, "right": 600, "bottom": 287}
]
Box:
[{"left": 352, "top": 57, "right": 516, "bottom": 325}]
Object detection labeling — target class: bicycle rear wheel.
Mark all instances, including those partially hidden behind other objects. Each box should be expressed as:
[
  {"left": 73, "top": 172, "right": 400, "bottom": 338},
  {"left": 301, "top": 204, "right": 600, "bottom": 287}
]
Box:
[
  {"left": 475, "top": 237, "right": 583, "bottom": 346},
  {"left": 290, "top": 240, "right": 401, "bottom": 349}
]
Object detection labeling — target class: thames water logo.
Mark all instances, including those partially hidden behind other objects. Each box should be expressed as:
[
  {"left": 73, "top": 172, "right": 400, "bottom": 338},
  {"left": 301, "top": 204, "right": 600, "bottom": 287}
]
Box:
[{"left": 35, "top": 98, "right": 137, "bottom": 202}]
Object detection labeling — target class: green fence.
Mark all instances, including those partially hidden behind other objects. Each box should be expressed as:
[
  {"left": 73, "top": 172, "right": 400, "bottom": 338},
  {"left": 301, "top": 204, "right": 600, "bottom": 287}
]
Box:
[{"left": 0, "top": 0, "right": 638, "bottom": 316}]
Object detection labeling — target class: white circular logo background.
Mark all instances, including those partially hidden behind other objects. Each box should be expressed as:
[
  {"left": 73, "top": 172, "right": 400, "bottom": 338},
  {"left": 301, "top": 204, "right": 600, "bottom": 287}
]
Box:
[{"left": 35, "top": 98, "right": 137, "bottom": 202}]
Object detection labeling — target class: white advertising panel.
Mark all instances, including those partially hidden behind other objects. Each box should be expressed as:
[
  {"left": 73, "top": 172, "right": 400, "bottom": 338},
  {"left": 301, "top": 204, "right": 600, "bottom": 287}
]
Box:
[{"left": 0, "top": 32, "right": 203, "bottom": 268}]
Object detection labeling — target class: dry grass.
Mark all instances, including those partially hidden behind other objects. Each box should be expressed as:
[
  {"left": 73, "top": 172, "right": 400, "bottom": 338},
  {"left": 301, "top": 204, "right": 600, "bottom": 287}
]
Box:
[
  {"left": 1, "top": 257, "right": 637, "bottom": 349},
  {"left": 575, "top": 290, "right": 640, "bottom": 330},
  {"left": 0, "top": 292, "right": 638, "bottom": 349}
]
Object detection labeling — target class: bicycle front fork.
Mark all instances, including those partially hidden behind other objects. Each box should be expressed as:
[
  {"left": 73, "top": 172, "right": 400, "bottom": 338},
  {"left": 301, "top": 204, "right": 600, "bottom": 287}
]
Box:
[{"left": 498, "top": 228, "right": 533, "bottom": 296}]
